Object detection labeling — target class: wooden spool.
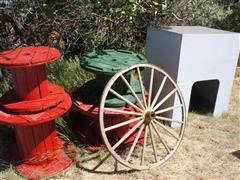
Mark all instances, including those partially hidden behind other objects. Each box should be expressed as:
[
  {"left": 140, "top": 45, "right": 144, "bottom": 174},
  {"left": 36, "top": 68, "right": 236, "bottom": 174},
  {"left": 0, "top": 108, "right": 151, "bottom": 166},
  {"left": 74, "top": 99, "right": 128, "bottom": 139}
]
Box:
[{"left": 0, "top": 46, "right": 72, "bottom": 179}]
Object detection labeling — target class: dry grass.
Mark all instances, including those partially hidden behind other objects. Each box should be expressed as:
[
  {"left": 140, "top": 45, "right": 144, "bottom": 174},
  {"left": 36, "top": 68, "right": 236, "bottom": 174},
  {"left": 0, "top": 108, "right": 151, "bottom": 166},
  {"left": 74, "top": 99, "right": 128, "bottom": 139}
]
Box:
[{"left": 0, "top": 73, "right": 239, "bottom": 180}]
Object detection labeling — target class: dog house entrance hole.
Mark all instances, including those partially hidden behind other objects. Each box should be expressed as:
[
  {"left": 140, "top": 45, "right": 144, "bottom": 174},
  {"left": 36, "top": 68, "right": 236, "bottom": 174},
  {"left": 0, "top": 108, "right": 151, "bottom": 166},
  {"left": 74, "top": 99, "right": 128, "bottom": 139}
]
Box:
[{"left": 189, "top": 79, "right": 219, "bottom": 114}]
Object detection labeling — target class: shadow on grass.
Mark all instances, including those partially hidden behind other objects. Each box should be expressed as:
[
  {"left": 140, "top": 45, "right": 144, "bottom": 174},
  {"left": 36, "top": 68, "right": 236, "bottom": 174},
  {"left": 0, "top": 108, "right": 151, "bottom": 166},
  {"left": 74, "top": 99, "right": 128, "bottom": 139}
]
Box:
[
  {"left": 231, "top": 150, "right": 240, "bottom": 159},
  {"left": 56, "top": 109, "right": 99, "bottom": 148},
  {"left": 189, "top": 108, "right": 214, "bottom": 116},
  {"left": 76, "top": 152, "right": 137, "bottom": 175},
  {"left": 0, "top": 125, "right": 15, "bottom": 172},
  {"left": 60, "top": 109, "right": 137, "bottom": 175}
]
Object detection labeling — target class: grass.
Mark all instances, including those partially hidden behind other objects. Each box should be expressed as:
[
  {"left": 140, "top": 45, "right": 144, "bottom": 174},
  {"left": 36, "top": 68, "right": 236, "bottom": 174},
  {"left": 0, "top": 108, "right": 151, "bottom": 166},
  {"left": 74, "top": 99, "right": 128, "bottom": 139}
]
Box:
[
  {"left": 0, "top": 70, "right": 12, "bottom": 97},
  {"left": 47, "top": 56, "right": 94, "bottom": 93},
  {"left": 0, "top": 59, "right": 239, "bottom": 179}
]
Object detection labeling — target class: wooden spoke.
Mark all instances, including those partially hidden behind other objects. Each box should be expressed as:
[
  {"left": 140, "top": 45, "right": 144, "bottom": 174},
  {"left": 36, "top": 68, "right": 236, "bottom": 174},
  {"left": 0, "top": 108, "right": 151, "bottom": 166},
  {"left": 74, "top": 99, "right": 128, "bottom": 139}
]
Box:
[
  {"left": 141, "top": 125, "right": 148, "bottom": 165},
  {"left": 152, "top": 89, "right": 177, "bottom": 111},
  {"left": 148, "top": 124, "right": 158, "bottom": 162},
  {"left": 148, "top": 68, "right": 154, "bottom": 108},
  {"left": 155, "top": 104, "right": 183, "bottom": 115},
  {"left": 112, "top": 120, "right": 143, "bottom": 150},
  {"left": 126, "top": 124, "right": 145, "bottom": 161},
  {"left": 136, "top": 67, "right": 147, "bottom": 108},
  {"left": 104, "top": 107, "right": 142, "bottom": 116},
  {"left": 151, "top": 122, "right": 170, "bottom": 153},
  {"left": 150, "top": 76, "right": 167, "bottom": 109},
  {"left": 155, "top": 116, "right": 183, "bottom": 124},
  {"left": 109, "top": 88, "right": 144, "bottom": 113},
  {"left": 120, "top": 75, "right": 145, "bottom": 110},
  {"left": 104, "top": 116, "right": 142, "bottom": 132},
  {"left": 153, "top": 119, "right": 179, "bottom": 140}
]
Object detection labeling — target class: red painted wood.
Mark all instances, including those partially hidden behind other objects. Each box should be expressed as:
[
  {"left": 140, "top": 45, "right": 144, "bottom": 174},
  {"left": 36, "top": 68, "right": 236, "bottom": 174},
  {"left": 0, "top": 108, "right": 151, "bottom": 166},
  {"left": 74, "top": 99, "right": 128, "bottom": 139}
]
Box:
[
  {"left": 49, "top": 122, "right": 58, "bottom": 151},
  {"left": 0, "top": 46, "right": 61, "bottom": 68},
  {"left": 0, "top": 89, "right": 64, "bottom": 114},
  {"left": 36, "top": 65, "right": 49, "bottom": 98},
  {"left": 42, "top": 121, "right": 55, "bottom": 152},
  {"left": 16, "top": 137, "right": 72, "bottom": 179},
  {"left": 32, "top": 124, "right": 49, "bottom": 163},
  {"left": 0, "top": 84, "right": 72, "bottom": 125},
  {"left": 72, "top": 91, "right": 144, "bottom": 149},
  {"left": 15, "top": 125, "right": 37, "bottom": 160},
  {"left": 11, "top": 68, "right": 28, "bottom": 100},
  {"left": 0, "top": 46, "right": 72, "bottom": 178},
  {"left": 11, "top": 65, "right": 48, "bottom": 100},
  {"left": 15, "top": 123, "right": 53, "bottom": 163}
]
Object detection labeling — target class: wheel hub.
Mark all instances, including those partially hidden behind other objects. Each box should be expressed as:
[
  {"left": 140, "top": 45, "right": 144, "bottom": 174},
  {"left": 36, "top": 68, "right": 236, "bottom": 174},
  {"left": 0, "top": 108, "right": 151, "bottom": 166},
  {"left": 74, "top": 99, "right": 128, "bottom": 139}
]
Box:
[{"left": 143, "top": 110, "right": 155, "bottom": 125}]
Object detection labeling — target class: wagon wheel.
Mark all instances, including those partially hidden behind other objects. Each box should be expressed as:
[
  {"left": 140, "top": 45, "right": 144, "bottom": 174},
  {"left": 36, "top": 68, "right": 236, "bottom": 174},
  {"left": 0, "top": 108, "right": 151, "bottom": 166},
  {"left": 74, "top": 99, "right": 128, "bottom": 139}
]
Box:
[{"left": 99, "top": 63, "right": 186, "bottom": 170}]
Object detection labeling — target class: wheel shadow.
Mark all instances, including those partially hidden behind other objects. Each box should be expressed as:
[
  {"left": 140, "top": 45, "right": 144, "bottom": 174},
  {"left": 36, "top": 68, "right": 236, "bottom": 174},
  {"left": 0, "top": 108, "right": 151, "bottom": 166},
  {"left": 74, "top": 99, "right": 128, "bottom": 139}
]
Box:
[
  {"left": 75, "top": 151, "right": 137, "bottom": 175},
  {"left": 63, "top": 110, "right": 138, "bottom": 175},
  {"left": 231, "top": 150, "right": 240, "bottom": 159}
]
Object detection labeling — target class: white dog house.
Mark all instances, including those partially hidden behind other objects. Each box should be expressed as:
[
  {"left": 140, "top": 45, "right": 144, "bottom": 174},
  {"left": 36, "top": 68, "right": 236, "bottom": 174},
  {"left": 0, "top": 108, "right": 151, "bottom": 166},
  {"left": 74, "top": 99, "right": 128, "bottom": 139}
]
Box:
[{"left": 146, "top": 26, "right": 239, "bottom": 120}]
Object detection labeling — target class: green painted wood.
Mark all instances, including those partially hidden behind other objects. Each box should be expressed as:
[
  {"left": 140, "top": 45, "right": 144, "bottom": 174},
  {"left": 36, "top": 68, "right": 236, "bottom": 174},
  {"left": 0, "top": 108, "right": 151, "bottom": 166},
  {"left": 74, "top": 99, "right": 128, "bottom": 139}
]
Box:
[
  {"left": 79, "top": 49, "right": 147, "bottom": 107},
  {"left": 80, "top": 49, "right": 146, "bottom": 75},
  {"left": 79, "top": 78, "right": 142, "bottom": 107}
]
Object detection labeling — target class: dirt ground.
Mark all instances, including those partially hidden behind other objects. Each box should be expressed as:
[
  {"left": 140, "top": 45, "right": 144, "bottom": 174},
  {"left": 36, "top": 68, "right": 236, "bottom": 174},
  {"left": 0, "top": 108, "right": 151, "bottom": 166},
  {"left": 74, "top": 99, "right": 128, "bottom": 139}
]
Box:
[{"left": 0, "top": 74, "right": 239, "bottom": 180}]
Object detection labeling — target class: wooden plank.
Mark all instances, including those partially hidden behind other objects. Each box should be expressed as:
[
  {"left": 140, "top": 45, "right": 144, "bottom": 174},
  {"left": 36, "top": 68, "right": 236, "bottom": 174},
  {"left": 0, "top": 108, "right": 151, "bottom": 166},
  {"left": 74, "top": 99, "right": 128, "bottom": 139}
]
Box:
[
  {"left": 12, "top": 68, "right": 29, "bottom": 100},
  {"left": 24, "top": 66, "right": 42, "bottom": 100},
  {"left": 37, "top": 65, "right": 48, "bottom": 98},
  {"left": 15, "top": 125, "right": 36, "bottom": 160},
  {"left": 32, "top": 124, "right": 47, "bottom": 158}
]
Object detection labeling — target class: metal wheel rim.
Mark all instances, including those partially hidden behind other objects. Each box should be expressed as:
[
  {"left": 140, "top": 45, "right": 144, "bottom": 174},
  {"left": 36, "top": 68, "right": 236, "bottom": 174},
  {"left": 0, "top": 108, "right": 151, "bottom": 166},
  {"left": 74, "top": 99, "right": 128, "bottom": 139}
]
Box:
[{"left": 99, "top": 63, "right": 186, "bottom": 170}]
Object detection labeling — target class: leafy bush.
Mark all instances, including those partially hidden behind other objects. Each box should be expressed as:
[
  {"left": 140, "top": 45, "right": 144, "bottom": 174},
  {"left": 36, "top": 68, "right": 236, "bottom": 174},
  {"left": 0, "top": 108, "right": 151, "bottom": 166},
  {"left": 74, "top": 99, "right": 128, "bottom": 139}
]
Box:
[
  {"left": 179, "top": 0, "right": 227, "bottom": 27},
  {"left": 1, "top": 0, "right": 238, "bottom": 55},
  {"left": 1, "top": 0, "right": 151, "bottom": 54},
  {"left": 216, "top": 1, "right": 240, "bottom": 32}
]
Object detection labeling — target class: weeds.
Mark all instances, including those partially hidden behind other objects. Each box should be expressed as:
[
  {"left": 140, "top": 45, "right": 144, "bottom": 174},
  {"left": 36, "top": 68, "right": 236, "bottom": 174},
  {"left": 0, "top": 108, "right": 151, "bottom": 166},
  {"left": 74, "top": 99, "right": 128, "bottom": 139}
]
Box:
[
  {"left": 47, "top": 56, "right": 94, "bottom": 93},
  {"left": 0, "top": 70, "right": 12, "bottom": 96}
]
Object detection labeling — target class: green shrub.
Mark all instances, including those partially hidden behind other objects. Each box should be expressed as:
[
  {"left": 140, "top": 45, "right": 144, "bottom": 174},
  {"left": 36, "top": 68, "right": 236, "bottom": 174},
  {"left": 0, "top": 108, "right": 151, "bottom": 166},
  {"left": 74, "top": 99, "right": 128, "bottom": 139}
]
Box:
[
  {"left": 1, "top": 0, "right": 238, "bottom": 55},
  {"left": 177, "top": 0, "right": 227, "bottom": 27},
  {"left": 216, "top": 1, "right": 240, "bottom": 32}
]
